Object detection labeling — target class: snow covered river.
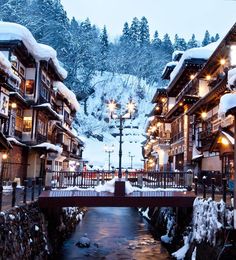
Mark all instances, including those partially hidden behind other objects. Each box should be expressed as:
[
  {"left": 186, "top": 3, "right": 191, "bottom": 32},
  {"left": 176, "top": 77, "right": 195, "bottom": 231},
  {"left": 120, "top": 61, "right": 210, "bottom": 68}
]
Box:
[{"left": 60, "top": 207, "right": 170, "bottom": 259}]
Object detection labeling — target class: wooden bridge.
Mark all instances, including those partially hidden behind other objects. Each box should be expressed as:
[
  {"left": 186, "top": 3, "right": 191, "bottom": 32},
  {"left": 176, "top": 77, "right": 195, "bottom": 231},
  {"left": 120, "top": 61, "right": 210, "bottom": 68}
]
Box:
[{"left": 39, "top": 170, "right": 196, "bottom": 208}]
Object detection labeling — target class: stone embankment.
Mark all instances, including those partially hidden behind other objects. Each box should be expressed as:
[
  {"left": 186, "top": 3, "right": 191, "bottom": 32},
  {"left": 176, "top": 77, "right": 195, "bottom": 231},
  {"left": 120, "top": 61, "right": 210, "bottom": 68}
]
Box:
[{"left": 0, "top": 203, "right": 85, "bottom": 259}]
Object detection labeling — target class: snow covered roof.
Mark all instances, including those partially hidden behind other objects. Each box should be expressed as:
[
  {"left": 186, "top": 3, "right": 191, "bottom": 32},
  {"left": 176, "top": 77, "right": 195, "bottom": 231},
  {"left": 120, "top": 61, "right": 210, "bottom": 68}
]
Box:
[
  {"left": 32, "top": 142, "right": 63, "bottom": 154},
  {"left": 0, "top": 51, "right": 21, "bottom": 83},
  {"left": 7, "top": 137, "right": 27, "bottom": 147},
  {"left": 222, "top": 131, "right": 234, "bottom": 145},
  {"left": 0, "top": 22, "right": 67, "bottom": 79},
  {"left": 161, "top": 61, "right": 178, "bottom": 79},
  {"left": 169, "top": 41, "right": 220, "bottom": 86},
  {"left": 53, "top": 81, "right": 80, "bottom": 112},
  {"left": 218, "top": 92, "right": 236, "bottom": 118},
  {"left": 228, "top": 68, "right": 236, "bottom": 87},
  {"left": 172, "top": 50, "right": 184, "bottom": 61},
  {"left": 34, "top": 103, "right": 63, "bottom": 120}
]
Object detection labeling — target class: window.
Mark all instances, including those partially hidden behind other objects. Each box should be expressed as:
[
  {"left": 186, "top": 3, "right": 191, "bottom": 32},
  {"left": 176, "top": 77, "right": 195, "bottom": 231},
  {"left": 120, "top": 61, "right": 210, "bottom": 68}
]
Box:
[
  {"left": 64, "top": 111, "right": 69, "bottom": 122},
  {"left": 23, "top": 117, "right": 32, "bottom": 132},
  {"left": 11, "top": 61, "right": 18, "bottom": 69},
  {"left": 41, "top": 85, "right": 49, "bottom": 100},
  {"left": 25, "top": 80, "right": 34, "bottom": 95},
  {"left": 38, "top": 117, "right": 47, "bottom": 136},
  {"left": 19, "top": 78, "right": 25, "bottom": 94},
  {"left": 19, "top": 66, "right": 25, "bottom": 76}
]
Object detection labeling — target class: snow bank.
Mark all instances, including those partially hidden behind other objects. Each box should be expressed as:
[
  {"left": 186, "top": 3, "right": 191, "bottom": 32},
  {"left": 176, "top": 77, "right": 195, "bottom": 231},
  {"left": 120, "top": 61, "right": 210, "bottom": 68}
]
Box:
[
  {"left": 169, "top": 41, "right": 220, "bottom": 85},
  {"left": 94, "top": 178, "right": 135, "bottom": 194},
  {"left": 0, "top": 22, "right": 67, "bottom": 79},
  {"left": 0, "top": 51, "right": 21, "bottom": 83},
  {"left": 172, "top": 236, "right": 190, "bottom": 260},
  {"left": 32, "top": 142, "right": 63, "bottom": 154},
  {"left": 218, "top": 92, "right": 236, "bottom": 118}
]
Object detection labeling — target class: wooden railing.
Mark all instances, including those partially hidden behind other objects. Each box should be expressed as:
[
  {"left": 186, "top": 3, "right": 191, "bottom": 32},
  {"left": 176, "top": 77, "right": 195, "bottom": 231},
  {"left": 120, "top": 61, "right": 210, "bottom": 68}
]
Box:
[{"left": 45, "top": 170, "right": 194, "bottom": 189}]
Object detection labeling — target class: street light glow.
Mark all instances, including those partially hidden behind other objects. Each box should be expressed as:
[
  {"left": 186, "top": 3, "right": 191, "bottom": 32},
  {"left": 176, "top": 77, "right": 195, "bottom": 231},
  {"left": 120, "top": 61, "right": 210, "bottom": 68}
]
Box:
[
  {"left": 108, "top": 100, "right": 116, "bottom": 112},
  {"left": 127, "top": 101, "right": 135, "bottom": 114}
]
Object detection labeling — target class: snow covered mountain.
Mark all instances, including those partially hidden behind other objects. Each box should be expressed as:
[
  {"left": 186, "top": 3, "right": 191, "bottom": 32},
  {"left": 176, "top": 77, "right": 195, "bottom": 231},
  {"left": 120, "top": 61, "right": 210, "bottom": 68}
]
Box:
[{"left": 75, "top": 72, "right": 156, "bottom": 169}]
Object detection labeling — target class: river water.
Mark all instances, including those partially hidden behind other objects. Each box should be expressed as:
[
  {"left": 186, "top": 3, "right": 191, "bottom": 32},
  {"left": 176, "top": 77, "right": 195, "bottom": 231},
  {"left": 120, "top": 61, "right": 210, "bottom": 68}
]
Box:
[{"left": 60, "top": 207, "right": 171, "bottom": 259}]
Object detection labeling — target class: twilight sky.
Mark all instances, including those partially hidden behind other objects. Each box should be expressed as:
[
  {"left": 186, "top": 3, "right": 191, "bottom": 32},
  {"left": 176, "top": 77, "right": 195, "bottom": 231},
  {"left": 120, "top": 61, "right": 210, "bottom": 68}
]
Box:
[{"left": 61, "top": 0, "right": 236, "bottom": 41}]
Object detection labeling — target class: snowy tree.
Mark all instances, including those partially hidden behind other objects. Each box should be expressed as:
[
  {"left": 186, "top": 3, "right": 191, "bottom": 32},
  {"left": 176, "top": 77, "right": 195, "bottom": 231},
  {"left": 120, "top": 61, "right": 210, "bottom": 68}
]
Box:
[
  {"left": 130, "top": 17, "right": 140, "bottom": 45},
  {"left": 187, "top": 34, "right": 199, "bottom": 49},
  {"left": 99, "top": 26, "right": 109, "bottom": 73},
  {"left": 173, "top": 34, "right": 187, "bottom": 51},
  {"left": 139, "top": 16, "right": 150, "bottom": 45},
  {"left": 120, "top": 22, "right": 130, "bottom": 45},
  {"left": 202, "top": 30, "right": 211, "bottom": 46},
  {"left": 152, "top": 30, "right": 162, "bottom": 49},
  {"left": 214, "top": 33, "right": 220, "bottom": 41},
  {"left": 161, "top": 34, "right": 174, "bottom": 54}
]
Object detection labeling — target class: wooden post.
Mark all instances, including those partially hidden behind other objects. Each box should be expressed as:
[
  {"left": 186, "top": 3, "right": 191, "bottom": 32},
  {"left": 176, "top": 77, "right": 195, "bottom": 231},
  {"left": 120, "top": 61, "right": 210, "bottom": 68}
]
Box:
[
  {"left": 125, "top": 169, "right": 128, "bottom": 181},
  {"left": 211, "top": 177, "right": 215, "bottom": 201},
  {"left": 0, "top": 185, "right": 3, "bottom": 211},
  {"left": 11, "top": 181, "right": 17, "bottom": 207},
  {"left": 23, "top": 179, "right": 28, "bottom": 204}
]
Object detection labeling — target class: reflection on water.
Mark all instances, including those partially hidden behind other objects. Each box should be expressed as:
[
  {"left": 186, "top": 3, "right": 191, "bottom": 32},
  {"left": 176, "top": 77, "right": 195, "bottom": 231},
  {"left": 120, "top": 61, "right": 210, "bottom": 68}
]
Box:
[{"left": 60, "top": 207, "right": 170, "bottom": 259}]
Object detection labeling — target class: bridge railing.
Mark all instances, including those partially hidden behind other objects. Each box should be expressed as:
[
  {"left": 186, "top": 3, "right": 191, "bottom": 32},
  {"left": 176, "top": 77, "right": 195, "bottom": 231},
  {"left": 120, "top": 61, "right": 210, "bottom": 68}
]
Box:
[{"left": 45, "top": 170, "right": 193, "bottom": 189}]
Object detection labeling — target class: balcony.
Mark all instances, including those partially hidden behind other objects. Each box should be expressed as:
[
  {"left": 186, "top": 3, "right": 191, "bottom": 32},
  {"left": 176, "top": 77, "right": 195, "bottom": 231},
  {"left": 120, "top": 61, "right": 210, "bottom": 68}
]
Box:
[
  {"left": 198, "top": 128, "right": 217, "bottom": 148},
  {"left": 170, "top": 132, "right": 184, "bottom": 144},
  {"left": 36, "top": 133, "right": 47, "bottom": 143}
]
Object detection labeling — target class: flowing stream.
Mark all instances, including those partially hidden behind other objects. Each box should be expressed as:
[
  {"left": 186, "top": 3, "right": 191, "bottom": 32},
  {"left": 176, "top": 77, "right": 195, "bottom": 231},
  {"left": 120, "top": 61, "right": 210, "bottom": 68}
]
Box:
[{"left": 60, "top": 207, "right": 171, "bottom": 259}]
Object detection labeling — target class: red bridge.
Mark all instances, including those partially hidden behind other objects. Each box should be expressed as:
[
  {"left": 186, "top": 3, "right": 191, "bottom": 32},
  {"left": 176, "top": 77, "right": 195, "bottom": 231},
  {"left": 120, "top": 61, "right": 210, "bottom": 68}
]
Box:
[{"left": 39, "top": 171, "right": 196, "bottom": 208}]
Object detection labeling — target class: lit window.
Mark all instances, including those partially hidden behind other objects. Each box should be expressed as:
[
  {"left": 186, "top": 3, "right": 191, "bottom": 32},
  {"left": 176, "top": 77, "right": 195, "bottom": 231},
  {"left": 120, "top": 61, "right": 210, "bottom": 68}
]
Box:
[
  {"left": 230, "top": 45, "right": 236, "bottom": 66},
  {"left": 23, "top": 117, "right": 32, "bottom": 132},
  {"left": 25, "top": 80, "right": 34, "bottom": 95}
]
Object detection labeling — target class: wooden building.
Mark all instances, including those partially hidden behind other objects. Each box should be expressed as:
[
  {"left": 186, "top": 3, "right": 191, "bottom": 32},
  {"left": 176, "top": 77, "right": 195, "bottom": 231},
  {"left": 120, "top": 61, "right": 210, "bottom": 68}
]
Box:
[
  {"left": 0, "top": 22, "right": 83, "bottom": 183},
  {"left": 145, "top": 22, "right": 236, "bottom": 185}
]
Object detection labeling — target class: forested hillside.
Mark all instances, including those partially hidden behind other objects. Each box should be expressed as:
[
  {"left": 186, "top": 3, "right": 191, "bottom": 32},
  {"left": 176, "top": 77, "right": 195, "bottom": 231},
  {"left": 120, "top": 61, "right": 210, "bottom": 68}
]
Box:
[{"left": 0, "top": 0, "right": 219, "bottom": 100}]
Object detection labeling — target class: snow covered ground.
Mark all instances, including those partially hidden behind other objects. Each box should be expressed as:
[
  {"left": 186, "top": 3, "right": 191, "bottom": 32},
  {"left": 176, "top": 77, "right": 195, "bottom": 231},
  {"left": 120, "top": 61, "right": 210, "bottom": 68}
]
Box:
[{"left": 76, "top": 72, "right": 156, "bottom": 169}]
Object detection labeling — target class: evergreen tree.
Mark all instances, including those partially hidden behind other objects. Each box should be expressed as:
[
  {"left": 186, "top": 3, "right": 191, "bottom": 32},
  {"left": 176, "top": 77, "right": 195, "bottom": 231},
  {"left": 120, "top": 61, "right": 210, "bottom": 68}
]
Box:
[
  {"left": 139, "top": 16, "right": 150, "bottom": 45},
  {"left": 173, "top": 34, "right": 187, "bottom": 51},
  {"left": 99, "top": 25, "right": 109, "bottom": 73},
  {"left": 161, "top": 33, "right": 174, "bottom": 53},
  {"left": 202, "top": 30, "right": 211, "bottom": 46},
  {"left": 214, "top": 33, "right": 220, "bottom": 41},
  {"left": 187, "top": 34, "right": 199, "bottom": 49},
  {"left": 152, "top": 30, "right": 162, "bottom": 49},
  {"left": 120, "top": 22, "right": 130, "bottom": 45},
  {"left": 129, "top": 17, "right": 140, "bottom": 45}
]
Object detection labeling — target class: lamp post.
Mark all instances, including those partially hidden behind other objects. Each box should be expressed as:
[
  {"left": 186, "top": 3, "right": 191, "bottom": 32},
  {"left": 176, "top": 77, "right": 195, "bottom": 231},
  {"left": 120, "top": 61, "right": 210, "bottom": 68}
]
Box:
[
  {"left": 128, "top": 152, "right": 135, "bottom": 169},
  {"left": 108, "top": 100, "right": 135, "bottom": 178},
  {"left": 104, "top": 144, "right": 114, "bottom": 172}
]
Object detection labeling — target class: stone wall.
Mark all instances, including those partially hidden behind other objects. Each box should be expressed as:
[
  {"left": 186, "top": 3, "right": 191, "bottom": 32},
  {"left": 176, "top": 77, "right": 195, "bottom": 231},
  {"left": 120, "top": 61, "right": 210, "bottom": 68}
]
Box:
[{"left": 0, "top": 203, "right": 85, "bottom": 259}]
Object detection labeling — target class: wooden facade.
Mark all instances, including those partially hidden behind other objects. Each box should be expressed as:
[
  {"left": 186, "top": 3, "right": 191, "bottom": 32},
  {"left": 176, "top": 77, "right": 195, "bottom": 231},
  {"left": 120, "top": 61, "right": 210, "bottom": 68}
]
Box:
[
  {"left": 0, "top": 26, "right": 84, "bottom": 184},
  {"left": 145, "top": 23, "right": 236, "bottom": 182}
]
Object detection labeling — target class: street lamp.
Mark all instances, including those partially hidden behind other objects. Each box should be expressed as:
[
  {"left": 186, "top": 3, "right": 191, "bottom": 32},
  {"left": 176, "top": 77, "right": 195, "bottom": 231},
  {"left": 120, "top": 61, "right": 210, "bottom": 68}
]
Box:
[
  {"left": 104, "top": 144, "right": 114, "bottom": 172},
  {"left": 128, "top": 152, "right": 135, "bottom": 169},
  {"left": 108, "top": 99, "right": 135, "bottom": 178}
]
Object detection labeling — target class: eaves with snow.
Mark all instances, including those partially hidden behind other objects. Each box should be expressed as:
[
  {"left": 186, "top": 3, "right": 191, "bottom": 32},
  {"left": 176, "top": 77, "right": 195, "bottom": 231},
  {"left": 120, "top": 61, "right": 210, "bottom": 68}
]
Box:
[
  {"left": 0, "top": 22, "right": 67, "bottom": 80},
  {"left": 168, "top": 41, "right": 220, "bottom": 88},
  {"left": 0, "top": 51, "right": 21, "bottom": 83}
]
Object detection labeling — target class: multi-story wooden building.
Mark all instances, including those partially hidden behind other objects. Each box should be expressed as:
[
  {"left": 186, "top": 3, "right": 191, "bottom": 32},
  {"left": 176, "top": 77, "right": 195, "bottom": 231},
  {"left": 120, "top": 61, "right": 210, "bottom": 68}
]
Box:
[
  {"left": 0, "top": 22, "right": 83, "bottom": 183},
  {"left": 145, "top": 23, "right": 236, "bottom": 184}
]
